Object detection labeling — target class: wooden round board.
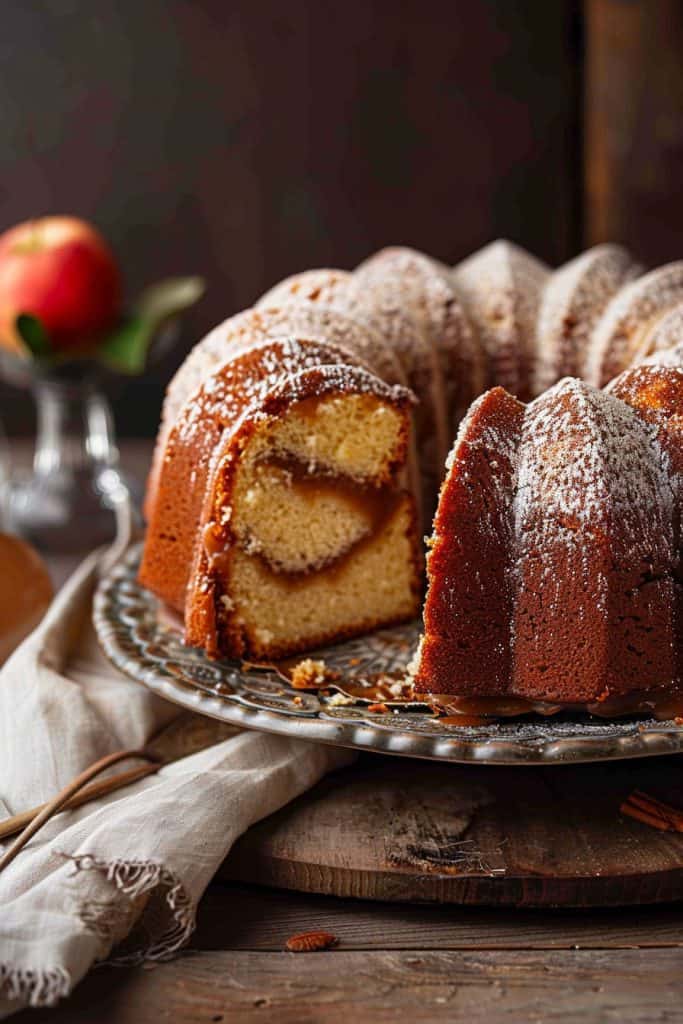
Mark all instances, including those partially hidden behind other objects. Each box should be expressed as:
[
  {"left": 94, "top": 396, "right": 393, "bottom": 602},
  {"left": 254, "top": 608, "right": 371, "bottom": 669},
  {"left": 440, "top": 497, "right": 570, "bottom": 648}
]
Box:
[{"left": 220, "top": 754, "right": 683, "bottom": 907}]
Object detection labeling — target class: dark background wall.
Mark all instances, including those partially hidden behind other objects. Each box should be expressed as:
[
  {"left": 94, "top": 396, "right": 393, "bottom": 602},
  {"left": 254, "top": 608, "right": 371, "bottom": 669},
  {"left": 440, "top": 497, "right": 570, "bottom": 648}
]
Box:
[{"left": 0, "top": 0, "right": 681, "bottom": 436}]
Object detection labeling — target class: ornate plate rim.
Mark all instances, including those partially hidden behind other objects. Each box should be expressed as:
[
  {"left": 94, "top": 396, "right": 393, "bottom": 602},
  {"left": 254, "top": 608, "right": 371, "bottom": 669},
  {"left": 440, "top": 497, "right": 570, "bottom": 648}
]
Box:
[{"left": 93, "top": 546, "right": 683, "bottom": 766}]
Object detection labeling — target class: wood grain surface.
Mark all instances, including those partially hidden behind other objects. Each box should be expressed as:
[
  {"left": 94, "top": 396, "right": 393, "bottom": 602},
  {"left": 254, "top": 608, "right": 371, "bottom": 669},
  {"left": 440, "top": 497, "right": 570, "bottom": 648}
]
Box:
[
  {"left": 221, "top": 754, "right": 683, "bottom": 907},
  {"left": 26, "top": 946, "right": 683, "bottom": 1024},
  {"left": 192, "top": 883, "right": 683, "bottom": 952}
]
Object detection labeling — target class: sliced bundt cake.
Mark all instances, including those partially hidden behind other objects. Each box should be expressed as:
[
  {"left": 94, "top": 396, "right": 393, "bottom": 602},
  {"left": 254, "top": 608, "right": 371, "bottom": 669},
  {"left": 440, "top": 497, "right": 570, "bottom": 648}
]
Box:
[{"left": 141, "top": 238, "right": 683, "bottom": 690}]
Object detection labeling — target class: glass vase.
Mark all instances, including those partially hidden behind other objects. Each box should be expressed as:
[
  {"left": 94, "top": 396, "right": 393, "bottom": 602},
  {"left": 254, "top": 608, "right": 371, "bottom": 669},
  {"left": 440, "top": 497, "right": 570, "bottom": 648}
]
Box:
[{"left": 8, "top": 371, "right": 132, "bottom": 553}]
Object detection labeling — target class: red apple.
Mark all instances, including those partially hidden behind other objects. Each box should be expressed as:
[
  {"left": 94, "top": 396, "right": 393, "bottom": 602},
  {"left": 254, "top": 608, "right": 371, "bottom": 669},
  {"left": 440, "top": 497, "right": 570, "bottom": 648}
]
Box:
[{"left": 0, "top": 216, "right": 121, "bottom": 354}]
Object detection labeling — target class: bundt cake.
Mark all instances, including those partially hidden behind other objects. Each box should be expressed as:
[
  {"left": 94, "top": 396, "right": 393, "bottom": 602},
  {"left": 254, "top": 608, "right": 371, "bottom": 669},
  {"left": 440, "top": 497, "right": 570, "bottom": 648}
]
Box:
[
  {"left": 141, "top": 237, "right": 683, "bottom": 710},
  {"left": 412, "top": 373, "right": 682, "bottom": 714},
  {"left": 139, "top": 337, "right": 420, "bottom": 659}
]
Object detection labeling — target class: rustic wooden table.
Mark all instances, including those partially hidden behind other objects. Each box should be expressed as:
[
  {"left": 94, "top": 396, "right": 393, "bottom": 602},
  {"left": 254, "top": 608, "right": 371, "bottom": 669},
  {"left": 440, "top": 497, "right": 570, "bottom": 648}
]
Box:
[{"left": 15, "top": 441, "right": 683, "bottom": 1023}]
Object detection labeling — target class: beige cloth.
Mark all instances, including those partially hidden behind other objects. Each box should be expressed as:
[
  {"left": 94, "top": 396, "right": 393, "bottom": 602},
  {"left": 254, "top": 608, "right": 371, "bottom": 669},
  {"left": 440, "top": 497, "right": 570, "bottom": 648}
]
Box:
[{"left": 0, "top": 546, "right": 354, "bottom": 1016}]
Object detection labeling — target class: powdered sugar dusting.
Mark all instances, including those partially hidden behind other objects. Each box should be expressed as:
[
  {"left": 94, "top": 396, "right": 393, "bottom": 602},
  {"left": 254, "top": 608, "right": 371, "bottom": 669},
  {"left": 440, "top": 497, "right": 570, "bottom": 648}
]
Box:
[
  {"left": 640, "top": 341, "right": 683, "bottom": 370},
  {"left": 586, "top": 261, "right": 683, "bottom": 386},
  {"left": 453, "top": 239, "right": 549, "bottom": 400},
  {"left": 632, "top": 301, "right": 683, "bottom": 363},
  {"left": 514, "top": 378, "right": 673, "bottom": 561},
  {"left": 354, "top": 246, "right": 482, "bottom": 423},
  {"left": 256, "top": 268, "right": 352, "bottom": 309},
  {"left": 345, "top": 253, "right": 441, "bottom": 401},
  {"left": 254, "top": 303, "right": 407, "bottom": 387},
  {"left": 343, "top": 249, "right": 451, "bottom": 495},
  {"left": 534, "top": 244, "right": 641, "bottom": 393},
  {"left": 175, "top": 337, "right": 357, "bottom": 446}
]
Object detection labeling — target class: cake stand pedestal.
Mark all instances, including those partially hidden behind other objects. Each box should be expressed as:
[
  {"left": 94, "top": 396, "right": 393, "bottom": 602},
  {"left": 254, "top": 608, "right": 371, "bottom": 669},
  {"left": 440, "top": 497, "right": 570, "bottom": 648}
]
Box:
[{"left": 219, "top": 754, "right": 683, "bottom": 907}]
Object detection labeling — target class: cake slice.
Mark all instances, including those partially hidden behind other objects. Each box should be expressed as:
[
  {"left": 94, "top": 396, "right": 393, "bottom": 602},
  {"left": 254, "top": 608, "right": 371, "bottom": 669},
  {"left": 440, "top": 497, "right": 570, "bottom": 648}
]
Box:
[{"left": 140, "top": 337, "right": 420, "bottom": 660}]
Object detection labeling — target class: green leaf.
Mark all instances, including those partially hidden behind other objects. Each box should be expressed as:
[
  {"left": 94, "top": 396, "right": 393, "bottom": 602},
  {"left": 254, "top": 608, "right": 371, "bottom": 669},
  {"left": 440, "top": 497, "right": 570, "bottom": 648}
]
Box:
[
  {"left": 14, "top": 314, "right": 52, "bottom": 359},
  {"left": 135, "top": 276, "right": 205, "bottom": 322},
  {"left": 99, "top": 275, "right": 205, "bottom": 375}
]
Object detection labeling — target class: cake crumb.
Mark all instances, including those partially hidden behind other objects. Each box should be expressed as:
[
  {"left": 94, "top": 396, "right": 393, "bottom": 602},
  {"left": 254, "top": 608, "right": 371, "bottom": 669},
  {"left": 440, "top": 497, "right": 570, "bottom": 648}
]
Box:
[
  {"left": 290, "top": 658, "right": 339, "bottom": 690},
  {"left": 326, "top": 691, "right": 356, "bottom": 706}
]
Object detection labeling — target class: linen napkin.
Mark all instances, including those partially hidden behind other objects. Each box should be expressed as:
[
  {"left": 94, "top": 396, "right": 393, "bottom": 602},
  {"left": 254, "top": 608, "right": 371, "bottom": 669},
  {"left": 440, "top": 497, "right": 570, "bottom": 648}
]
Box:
[{"left": 0, "top": 532, "right": 355, "bottom": 1016}]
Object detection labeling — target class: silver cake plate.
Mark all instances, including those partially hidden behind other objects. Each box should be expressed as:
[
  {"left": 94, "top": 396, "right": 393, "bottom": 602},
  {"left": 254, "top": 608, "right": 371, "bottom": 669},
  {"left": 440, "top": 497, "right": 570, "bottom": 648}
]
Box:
[{"left": 93, "top": 545, "right": 683, "bottom": 765}]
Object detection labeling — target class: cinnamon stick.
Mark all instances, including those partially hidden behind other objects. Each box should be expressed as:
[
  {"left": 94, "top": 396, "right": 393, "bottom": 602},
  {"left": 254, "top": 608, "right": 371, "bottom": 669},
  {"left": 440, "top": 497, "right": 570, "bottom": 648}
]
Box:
[
  {"left": 620, "top": 789, "right": 683, "bottom": 833},
  {"left": 0, "top": 750, "right": 161, "bottom": 873}
]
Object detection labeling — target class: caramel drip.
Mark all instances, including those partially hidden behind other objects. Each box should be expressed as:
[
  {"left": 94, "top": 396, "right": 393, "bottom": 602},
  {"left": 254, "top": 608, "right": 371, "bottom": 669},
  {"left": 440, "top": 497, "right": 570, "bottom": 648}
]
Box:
[
  {"left": 439, "top": 714, "right": 491, "bottom": 727},
  {"left": 424, "top": 690, "right": 683, "bottom": 722}
]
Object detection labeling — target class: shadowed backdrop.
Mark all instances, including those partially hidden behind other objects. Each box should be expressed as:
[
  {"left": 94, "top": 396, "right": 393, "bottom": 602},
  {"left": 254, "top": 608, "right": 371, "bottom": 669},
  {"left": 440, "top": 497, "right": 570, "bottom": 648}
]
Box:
[{"left": 0, "top": 0, "right": 681, "bottom": 436}]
